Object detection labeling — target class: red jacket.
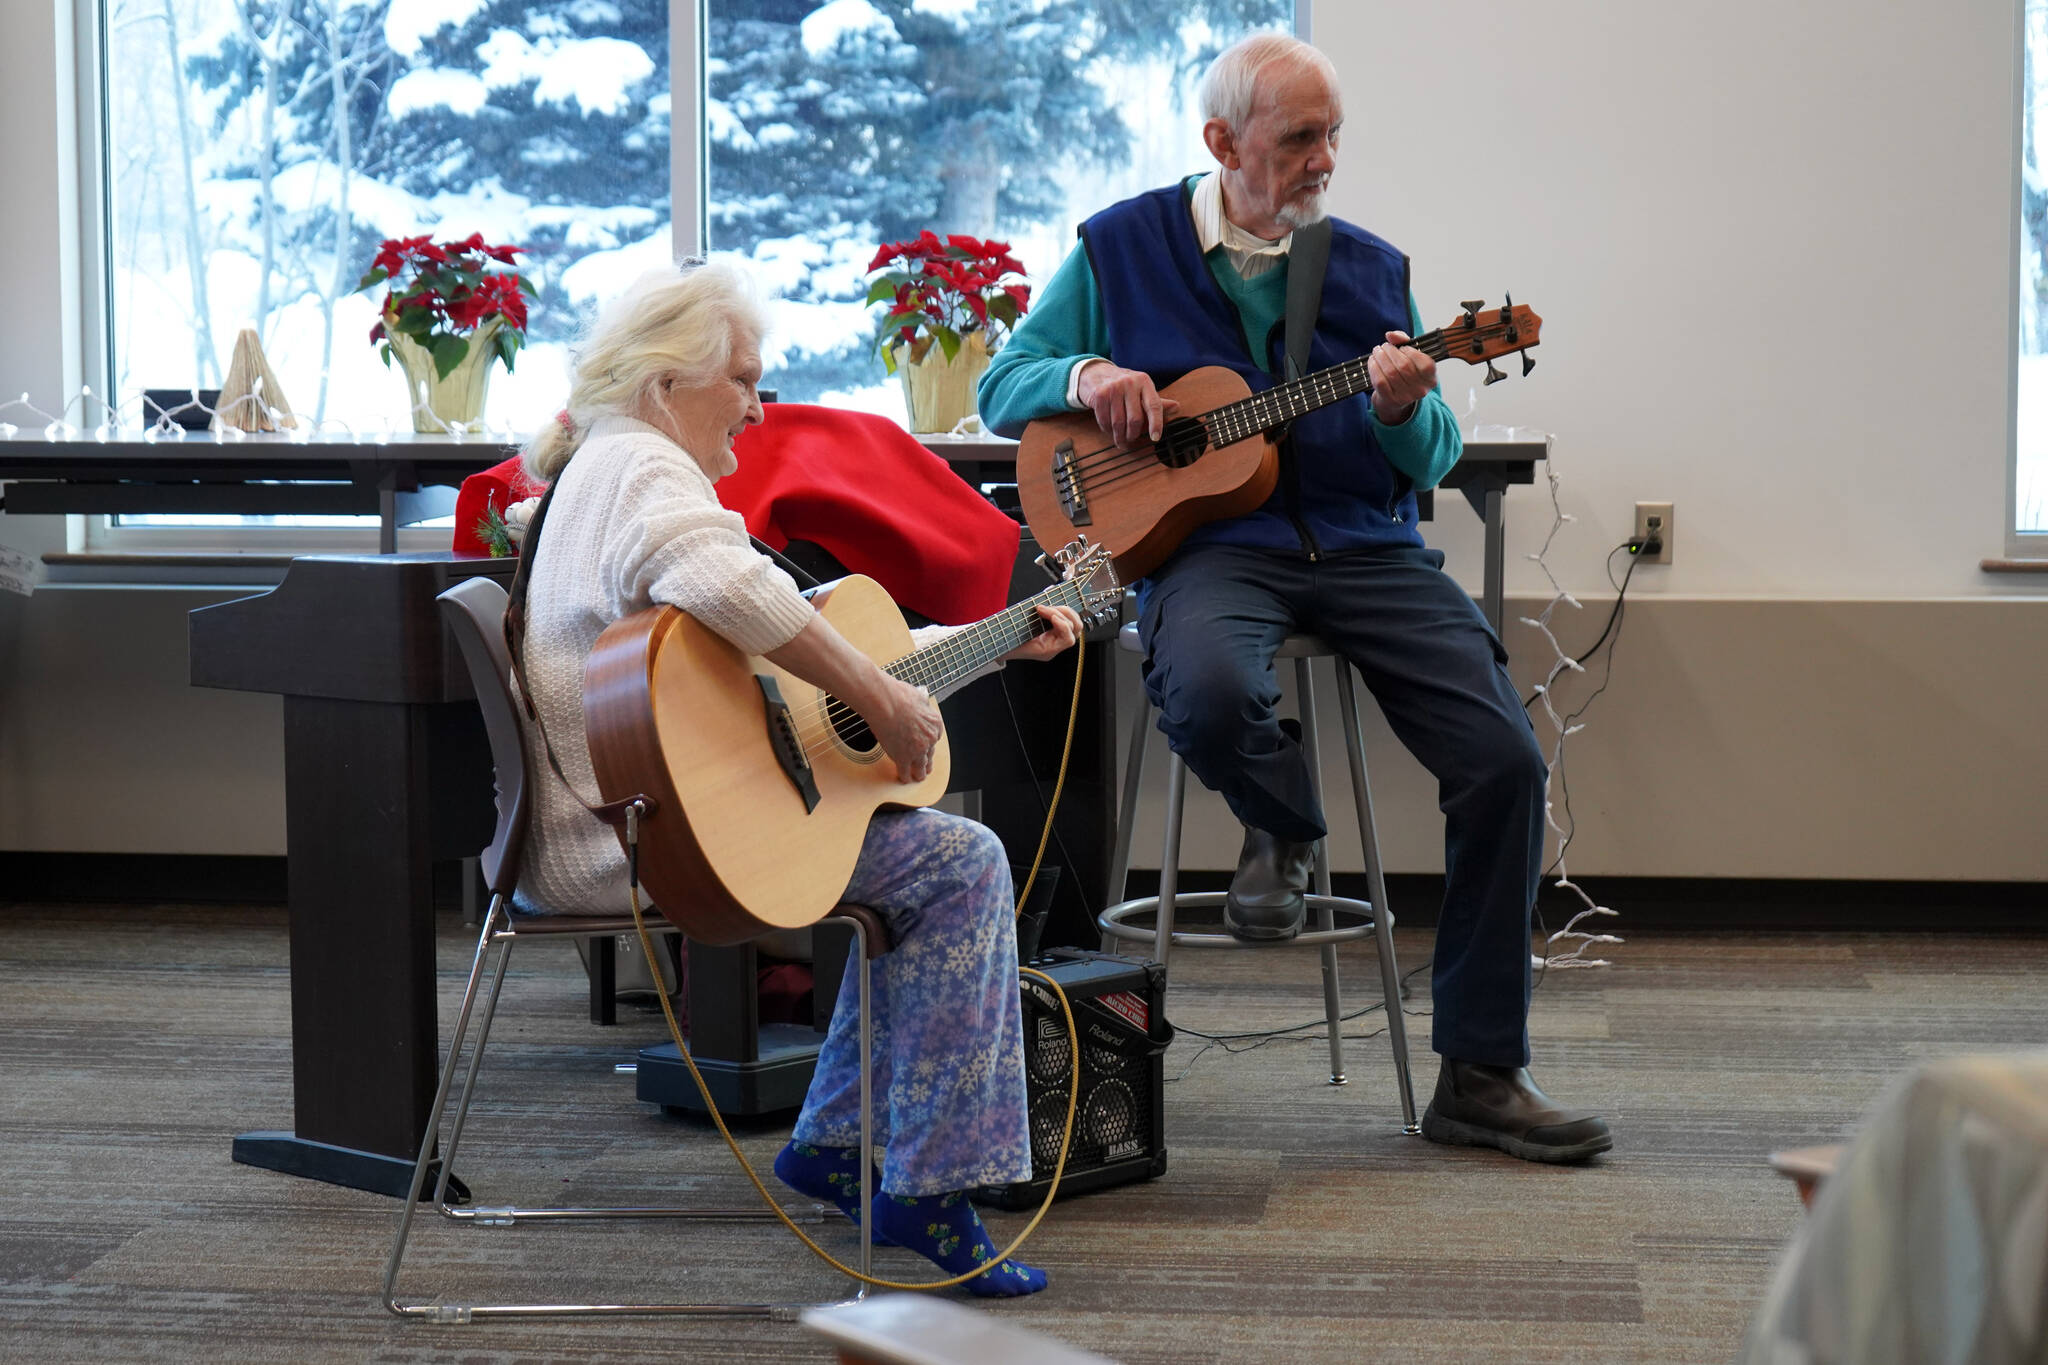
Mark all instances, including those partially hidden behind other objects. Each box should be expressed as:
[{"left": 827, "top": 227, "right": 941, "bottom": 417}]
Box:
[{"left": 451, "top": 404, "right": 1018, "bottom": 624}]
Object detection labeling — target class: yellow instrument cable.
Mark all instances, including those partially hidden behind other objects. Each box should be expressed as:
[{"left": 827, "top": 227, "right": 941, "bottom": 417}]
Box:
[{"left": 624, "top": 636, "right": 1090, "bottom": 1291}]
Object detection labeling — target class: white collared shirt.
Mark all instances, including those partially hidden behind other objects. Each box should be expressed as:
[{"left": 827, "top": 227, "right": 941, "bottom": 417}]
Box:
[
  {"left": 1065, "top": 173, "right": 1289, "bottom": 406},
  {"left": 1189, "top": 170, "right": 1292, "bottom": 279}
]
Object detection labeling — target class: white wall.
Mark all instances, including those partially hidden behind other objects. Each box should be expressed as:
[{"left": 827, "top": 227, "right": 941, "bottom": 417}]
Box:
[
  {"left": 1320, "top": 0, "right": 2024, "bottom": 601},
  {"left": 1120, "top": 0, "right": 2048, "bottom": 882},
  {"left": 2, "top": 1, "right": 2044, "bottom": 884}
]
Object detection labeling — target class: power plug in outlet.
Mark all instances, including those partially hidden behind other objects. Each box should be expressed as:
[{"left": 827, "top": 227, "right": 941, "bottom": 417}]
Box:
[{"left": 1634, "top": 501, "right": 1673, "bottom": 564}]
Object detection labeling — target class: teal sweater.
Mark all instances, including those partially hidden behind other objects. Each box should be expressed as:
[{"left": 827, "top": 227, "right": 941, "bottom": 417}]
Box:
[{"left": 980, "top": 204, "right": 1462, "bottom": 492}]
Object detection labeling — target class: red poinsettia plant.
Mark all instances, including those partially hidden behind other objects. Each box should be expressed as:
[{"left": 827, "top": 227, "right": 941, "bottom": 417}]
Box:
[
  {"left": 865, "top": 231, "right": 1030, "bottom": 374},
  {"left": 356, "top": 233, "right": 535, "bottom": 379}
]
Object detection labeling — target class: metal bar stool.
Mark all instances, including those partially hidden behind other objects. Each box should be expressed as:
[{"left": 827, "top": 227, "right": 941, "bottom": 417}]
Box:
[{"left": 1101, "top": 624, "right": 1419, "bottom": 1132}]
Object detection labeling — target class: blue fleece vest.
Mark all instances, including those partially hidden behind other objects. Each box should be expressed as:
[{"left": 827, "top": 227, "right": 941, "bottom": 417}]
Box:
[{"left": 1079, "top": 183, "right": 1424, "bottom": 558}]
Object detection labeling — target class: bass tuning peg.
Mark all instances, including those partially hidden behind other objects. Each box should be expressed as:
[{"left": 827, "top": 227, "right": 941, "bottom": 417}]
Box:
[
  {"left": 1521, "top": 351, "right": 1536, "bottom": 377},
  {"left": 1461, "top": 299, "right": 1485, "bottom": 314},
  {"left": 1483, "top": 360, "right": 1508, "bottom": 386}
]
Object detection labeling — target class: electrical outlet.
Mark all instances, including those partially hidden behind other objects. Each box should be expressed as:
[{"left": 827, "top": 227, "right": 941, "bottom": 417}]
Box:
[{"left": 1634, "top": 501, "right": 1673, "bottom": 564}]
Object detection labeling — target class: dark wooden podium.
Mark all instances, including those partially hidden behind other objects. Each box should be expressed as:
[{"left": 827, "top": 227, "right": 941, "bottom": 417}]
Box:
[{"left": 190, "top": 552, "right": 512, "bottom": 1197}]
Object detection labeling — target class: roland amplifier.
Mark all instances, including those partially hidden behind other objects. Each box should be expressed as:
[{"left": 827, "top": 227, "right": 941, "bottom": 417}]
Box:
[{"left": 975, "top": 948, "right": 1172, "bottom": 1210}]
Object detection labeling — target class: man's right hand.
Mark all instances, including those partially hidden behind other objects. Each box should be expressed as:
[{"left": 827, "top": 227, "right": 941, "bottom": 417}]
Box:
[
  {"left": 862, "top": 674, "right": 945, "bottom": 785},
  {"left": 1076, "top": 360, "right": 1179, "bottom": 449}
]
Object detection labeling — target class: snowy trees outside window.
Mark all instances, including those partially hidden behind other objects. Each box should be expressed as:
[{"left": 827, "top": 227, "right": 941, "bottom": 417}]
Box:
[
  {"left": 106, "top": 0, "right": 671, "bottom": 446},
  {"left": 104, "top": 0, "right": 1290, "bottom": 451},
  {"left": 707, "top": 0, "right": 1291, "bottom": 417}
]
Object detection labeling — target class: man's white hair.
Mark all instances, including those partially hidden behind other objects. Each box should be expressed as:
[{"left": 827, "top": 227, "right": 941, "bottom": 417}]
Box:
[{"left": 1198, "top": 31, "right": 1339, "bottom": 132}]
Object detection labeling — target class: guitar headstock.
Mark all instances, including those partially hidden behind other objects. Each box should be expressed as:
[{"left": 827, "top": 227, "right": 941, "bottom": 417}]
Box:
[
  {"left": 1432, "top": 295, "right": 1542, "bottom": 386},
  {"left": 1039, "top": 536, "right": 1124, "bottom": 626}
]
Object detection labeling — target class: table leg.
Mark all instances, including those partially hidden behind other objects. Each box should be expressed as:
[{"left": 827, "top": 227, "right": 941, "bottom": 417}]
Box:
[{"left": 233, "top": 696, "right": 446, "bottom": 1197}]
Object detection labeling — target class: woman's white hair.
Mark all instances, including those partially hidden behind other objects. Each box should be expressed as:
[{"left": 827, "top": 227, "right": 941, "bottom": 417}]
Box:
[
  {"left": 524, "top": 257, "right": 768, "bottom": 481},
  {"left": 1198, "top": 32, "right": 1339, "bottom": 132}
]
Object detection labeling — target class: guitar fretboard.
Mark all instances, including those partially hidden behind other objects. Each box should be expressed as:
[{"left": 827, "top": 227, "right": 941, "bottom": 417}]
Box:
[
  {"left": 882, "top": 577, "right": 1092, "bottom": 695},
  {"left": 1200, "top": 330, "right": 1454, "bottom": 449}
]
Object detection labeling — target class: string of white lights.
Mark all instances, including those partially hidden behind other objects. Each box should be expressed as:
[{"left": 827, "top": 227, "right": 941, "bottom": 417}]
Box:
[
  {"left": 0, "top": 382, "right": 521, "bottom": 444},
  {"left": 1517, "top": 433, "right": 1623, "bottom": 970}
]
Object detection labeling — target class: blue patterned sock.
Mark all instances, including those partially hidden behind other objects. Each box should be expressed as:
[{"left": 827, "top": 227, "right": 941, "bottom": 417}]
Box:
[
  {"left": 773, "top": 1141, "right": 891, "bottom": 1244},
  {"left": 869, "top": 1190, "right": 1048, "bottom": 1298}
]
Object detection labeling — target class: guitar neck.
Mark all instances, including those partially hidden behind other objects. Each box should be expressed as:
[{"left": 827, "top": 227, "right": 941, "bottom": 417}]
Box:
[
  {"left": 883, "top": 578, "right": 1089, "bottom": 694},
  {"left": 1199, "top": 328, "right": 1454, "bottom": 449}
]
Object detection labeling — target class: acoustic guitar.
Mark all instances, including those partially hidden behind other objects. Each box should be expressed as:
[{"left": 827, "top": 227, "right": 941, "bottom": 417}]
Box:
[
  {"left": 1016, "top": 299, "right": 1543, "bottom": 580},
  {"left": 581, "top": 540, "right": 1123, "bottom": 946}
]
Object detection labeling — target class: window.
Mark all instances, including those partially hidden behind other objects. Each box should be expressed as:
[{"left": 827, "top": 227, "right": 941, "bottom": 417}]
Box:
[
  {"left": 96, "top": 0, "right": 673, "bottom": 545},
  {"left": 2017, "top": 0, "right": 2048, "bottom": 547},
  {"left": 703, "top": 0, "right": 1296, "bottom": 417},
  {"left": 91, "top": 0, "right": 1295, "bottom": 542}
]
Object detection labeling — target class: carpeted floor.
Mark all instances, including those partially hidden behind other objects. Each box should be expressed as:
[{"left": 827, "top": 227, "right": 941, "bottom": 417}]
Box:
[{"left": 3, "top": 901, "right": 2044, "bottom": 1364}]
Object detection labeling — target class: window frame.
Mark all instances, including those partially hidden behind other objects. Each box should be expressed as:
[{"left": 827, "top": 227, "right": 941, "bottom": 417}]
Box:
[
  {"left": 2013, "top": 0, "right": 2048, "bottom": 559},
  {"left": 78, "top": 0, "right": 1313, "bottom": 553}
]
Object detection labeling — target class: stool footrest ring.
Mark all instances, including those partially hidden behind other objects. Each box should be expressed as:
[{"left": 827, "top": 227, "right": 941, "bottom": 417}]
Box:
[{"left": 1098, "top": 892, "right": 1389, "bottom": 949}]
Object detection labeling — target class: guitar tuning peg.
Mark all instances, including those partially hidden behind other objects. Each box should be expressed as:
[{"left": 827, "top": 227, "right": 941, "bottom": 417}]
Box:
[
  {"left": 1461, "top": 299, "right": 1485, "bottom": 313},
  {"left": 1483, "top": 360, "right": 1508, "bottom": 386},
  {"left": 1520, "top": 351, "right": 1536, "bottom": 377}
]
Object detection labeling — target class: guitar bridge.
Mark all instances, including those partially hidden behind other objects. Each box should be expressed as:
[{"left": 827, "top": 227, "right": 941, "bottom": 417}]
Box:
[
  {"left": 755, "top": 674, "right": 821, "bottom": 813},
  {"left": 1052, "top": 439, "right": 1092, "bottom": 526}
]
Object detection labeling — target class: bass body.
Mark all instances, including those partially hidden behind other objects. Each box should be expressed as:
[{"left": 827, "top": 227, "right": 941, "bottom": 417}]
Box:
[{"left": 1016, "top": 300, "right": 1542, "bottom": 580}]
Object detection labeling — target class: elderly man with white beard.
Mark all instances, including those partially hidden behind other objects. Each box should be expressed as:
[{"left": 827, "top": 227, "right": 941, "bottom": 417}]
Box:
[{"left": 979, "top": 32, "right": 1610, "bottom": 1163}]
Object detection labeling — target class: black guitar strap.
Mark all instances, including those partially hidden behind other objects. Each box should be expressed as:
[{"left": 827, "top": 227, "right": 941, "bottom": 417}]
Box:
[{"left": 1283, "top": 216, "right": 1333, "bottom": 383}]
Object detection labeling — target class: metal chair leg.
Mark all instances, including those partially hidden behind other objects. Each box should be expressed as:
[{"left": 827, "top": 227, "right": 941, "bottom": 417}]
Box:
[
  {"left": 1332, "top": 660, "right": 1420, "bottom": 1133},
  {"left": 384, "top": 910, "right": 875, "bottom": 1320},
  {"left": 1296, "top": 659, "right": 1348, "bottom": 1087},
  {"left": 1154, "top": 753, "right": 1188, "bottom": 975},
  {"left": 1107, "top": 694, "right": 1152, "bottom": 917},
  {"left": 433, "top": 914, "right": 517, "bottom": 1213},
  {"left": 385, "top": 894, "right": 509, "bottom": 1308}
]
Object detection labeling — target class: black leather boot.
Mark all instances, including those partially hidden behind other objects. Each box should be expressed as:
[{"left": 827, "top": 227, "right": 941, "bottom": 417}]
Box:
[
  {"left": 1222, "top": 826, "right": 1312, "bottom": 942},
  {"left": 1420, "top": 1059, "right": 1612, "bottom": 1163}
]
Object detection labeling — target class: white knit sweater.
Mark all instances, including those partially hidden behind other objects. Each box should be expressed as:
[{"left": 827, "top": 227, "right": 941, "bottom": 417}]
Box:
[{"left": 512, "top": 415, "right": 972, "bottom": 917}]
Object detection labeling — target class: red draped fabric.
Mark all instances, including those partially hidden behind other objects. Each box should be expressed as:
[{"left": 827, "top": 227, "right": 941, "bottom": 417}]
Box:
[{"left": 451, "top": 405, "right": 1016, "bottom": 625}]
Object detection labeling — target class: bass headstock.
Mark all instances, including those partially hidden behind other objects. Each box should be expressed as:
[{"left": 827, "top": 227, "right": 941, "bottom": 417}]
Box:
[
  {"left": 1038, "top": 536, "right": 1124, "bottom": 626},
  {"left": 1433, "top": 295, "right": 1542, "bottom": 387}
]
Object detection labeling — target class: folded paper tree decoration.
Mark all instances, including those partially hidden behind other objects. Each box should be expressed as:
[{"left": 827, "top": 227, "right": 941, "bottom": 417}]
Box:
[{"left": 213, "top": 327, "right": 297, "bottom": 432}]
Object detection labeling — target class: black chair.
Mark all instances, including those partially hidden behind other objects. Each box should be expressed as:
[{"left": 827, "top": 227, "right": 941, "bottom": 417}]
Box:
[{"left": 382, "top": 575, "right": 886, "bottom": 1320}]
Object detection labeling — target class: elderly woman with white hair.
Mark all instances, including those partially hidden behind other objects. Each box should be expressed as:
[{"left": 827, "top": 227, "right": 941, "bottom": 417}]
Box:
[{"left": 512, "top": 258, "right": 1080, "bottom": 1295}]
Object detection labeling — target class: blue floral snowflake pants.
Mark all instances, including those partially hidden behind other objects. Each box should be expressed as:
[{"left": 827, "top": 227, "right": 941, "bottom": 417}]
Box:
[{"left": 791, "top": 807, "right": 1033, "bottom": 1196}]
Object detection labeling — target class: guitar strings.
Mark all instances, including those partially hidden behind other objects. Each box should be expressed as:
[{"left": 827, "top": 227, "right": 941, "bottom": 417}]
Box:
[
  {"left": 787, "top": 612, "right": 1048, "bottom": 757},
  {"left": 785, "top": 585, "right": 1085, "bottom": 757},
  {"left": 1048, "top": 324, "right": 1518, "bottom": 497},
  {"left": 1050, "top": 361, "right": 1384, "bottom": 491}
]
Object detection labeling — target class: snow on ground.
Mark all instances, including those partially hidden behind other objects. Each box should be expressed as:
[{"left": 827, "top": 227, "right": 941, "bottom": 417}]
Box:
[{"left": 814, "top": 379, "right": 909, "bottom": 427}]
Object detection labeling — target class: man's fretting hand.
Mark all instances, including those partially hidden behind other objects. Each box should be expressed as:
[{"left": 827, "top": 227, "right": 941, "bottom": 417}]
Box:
[
  {"left": 1077, "top": 361, "right": 1180, "bottom": 449},
  {"left": 1368, "top": 330, "right": 1436, "bottom": 425}
]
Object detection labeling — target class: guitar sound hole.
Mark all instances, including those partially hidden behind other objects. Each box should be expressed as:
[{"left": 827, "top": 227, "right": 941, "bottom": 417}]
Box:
[
  {"left": 826, "top": 697, "right": 880, "bottom": 756},
  {"left": 1154, "top": 415, "right": 1208, "bottom": 469}
]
